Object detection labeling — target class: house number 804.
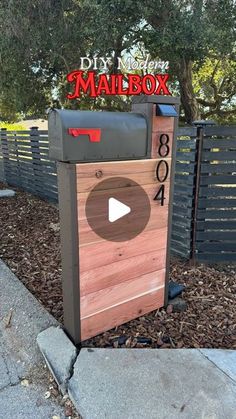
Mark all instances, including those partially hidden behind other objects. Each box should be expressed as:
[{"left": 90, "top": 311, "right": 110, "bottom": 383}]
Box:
[{"left": 154, "top": 133, "right": 170, "bottom": 206}]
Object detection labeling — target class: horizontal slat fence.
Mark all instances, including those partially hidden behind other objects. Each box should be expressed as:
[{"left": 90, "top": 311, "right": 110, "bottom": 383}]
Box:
[
  {"left": 196, "top": 126, "right": 236, "bottom": 262},
  {"left": 171, "top": 127, "right": 198, "bottom": 258},
  {"left": 0, "top": 128, "right": 57, "bottom": 202},
  {"left": 0, "top": 125, "right": 236, "bottom": 262}
]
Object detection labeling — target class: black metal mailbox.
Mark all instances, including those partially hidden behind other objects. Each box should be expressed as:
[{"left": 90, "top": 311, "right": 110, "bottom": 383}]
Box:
[{"left": 48, "top": 109, "right": 148, "bottom": 162}]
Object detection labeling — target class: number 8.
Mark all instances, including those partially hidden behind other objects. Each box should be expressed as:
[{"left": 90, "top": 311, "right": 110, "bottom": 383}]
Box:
[{"left": 158, "top": 134, "right": 170, "bottom": 157}]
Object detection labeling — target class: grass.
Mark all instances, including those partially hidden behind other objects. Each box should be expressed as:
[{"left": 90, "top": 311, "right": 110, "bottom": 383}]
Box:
[{"left": 0, "top": 122, "right": 26, "bottom": 130}]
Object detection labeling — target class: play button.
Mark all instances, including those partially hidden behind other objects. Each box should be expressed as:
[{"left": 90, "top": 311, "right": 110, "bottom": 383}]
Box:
[
  {"left": 108, "top": 198, "right": 131, "bottom": 223},
  {"left": 85, "top": 177, "right": 151, "bottom": 242}
]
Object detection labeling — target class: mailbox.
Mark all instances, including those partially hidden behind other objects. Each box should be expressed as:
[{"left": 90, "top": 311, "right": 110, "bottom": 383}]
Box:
[
  {"left": 49, "top": 95, "right": 179, "bottom": 345},
  {"left": 48, "top": 110, "right": 147, "bottom": 162}
]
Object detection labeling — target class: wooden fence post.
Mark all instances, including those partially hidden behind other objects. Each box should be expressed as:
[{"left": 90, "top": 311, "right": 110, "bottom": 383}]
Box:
[
  {"left": 190, "top": 126, "right": 204, "bottom": 264},
  {"left": 0, "top": 128, "right": 9, "bottom": 183},
  {"left": 30, "top": 126, "right": 39, "bottom": 191}
]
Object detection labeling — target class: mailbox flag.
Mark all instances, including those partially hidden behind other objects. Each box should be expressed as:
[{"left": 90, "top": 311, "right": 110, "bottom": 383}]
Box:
[{"left": 68, "top": 128, "right": 101, "bottom": 142}]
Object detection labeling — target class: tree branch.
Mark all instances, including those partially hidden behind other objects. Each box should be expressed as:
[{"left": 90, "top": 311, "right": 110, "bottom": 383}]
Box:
[
  {"left": 203, "top": 108, "right": 236, "bottom": 118},
  {"left": 196, "top": 98, "right": 216, "bottom": 107}
]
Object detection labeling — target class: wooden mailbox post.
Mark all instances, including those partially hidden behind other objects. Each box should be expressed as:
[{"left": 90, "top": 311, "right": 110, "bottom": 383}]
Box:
[{"left": 48, "top": 95, "right": 179, "bottom": 344}]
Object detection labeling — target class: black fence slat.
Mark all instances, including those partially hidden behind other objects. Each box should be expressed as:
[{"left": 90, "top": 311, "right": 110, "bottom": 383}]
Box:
[
  {"left": 171, "top": 238, "right": 191, "bottom": 251},
  {"left": 176, "top": 140, "right": 197, "bottom": 149},
  {"left": 197, "top": 209, "right": 236, "bottom": 219},
  {"left": 204, "top": 126, "right": 236, "bottom": 136},
  {"left": 196, "top": 231, "right": 236, "bottom": 240},
  {"left": 176, "top": 151, "right": 196, "bottom": 161},
  {"left": 175, "top": 162, "right": 196, "bottom": 173},
  {"left": 172, "top": 205, "right": 193, "bottom": 218},
  {"left": 199, "top": 186, "right": 236, "bottom": 198},
  {"left": 6, "top": 174, "right": 58, "bottom": 196},
  {"left": 198, "top": 198, "right": 236, "bottom": 209},
  {"left": 197, "top": 253, "right": 236, "bottom": 262},
  {"left": 17, "top": 156, "right": 55, "bottom": 168},
  {"left": 6, "top": 140, "right": 49, "bottom": 147},
  {"left": 203, "top": 139, "right": 236, "bottom": 149},
  {"left": 174, "top": 174, "right": 195, "bottom": 185},
  {"left": 202, "top": 150, "right": 236, "bottom": 161},
  {"left": 2, "top": 131, "right": 31, "bottom": 135},
  {"left": 174, "top": 184, "right": 194, "bottom": 195},
  {"left": 6, "top": 150, "right": 47, "bottom": 159},
  {"left": 34, "top": 130, "right": 48, "bottom": 135},
  {"left": 177, "top": 127, "right": 198, "bottom": 137},
  {"left": 172, "top": 214, "right": 191, "bottom": 227},
  {"left": 197, "top": 220, "right": 236, "bottom": 230},
  {"left": 17, "top": 160, "right": 56, "bottom": 175},
  {"left": 197, "top": 242, "right": 236, "bottom": 252},
  {"left": 173, "top": 194, "right": 194, "bottom": 206},
  {"left": 170, "top": 244, "right": 191, "bottom": 258},
  {"left": 172, "top": 225, "right": 192, "bottom": 239},
  {"left": 171, "top": 233, "right": 191, "bottom": 248},
  {"left": 3, "top": 160, "right": 56, "bottom": 176},
  {"left": 200, "top": 175, "right": 236, "bottom": 185},
  {"left": 12, "top": 144, "right": 49, "bottom": 152},
  {"left": 201, "top": 163, "right": 236, "bottom": 174}
]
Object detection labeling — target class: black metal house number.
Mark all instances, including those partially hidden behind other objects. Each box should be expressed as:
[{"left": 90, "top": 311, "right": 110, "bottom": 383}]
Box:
[{"left": 154, "top": 133, "right": 170, "bottom": 206}]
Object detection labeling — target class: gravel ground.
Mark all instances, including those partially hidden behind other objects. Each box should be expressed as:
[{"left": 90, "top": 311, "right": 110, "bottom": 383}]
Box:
[{"left": 0, "top": 183, "right": 235, "bottom": 349}]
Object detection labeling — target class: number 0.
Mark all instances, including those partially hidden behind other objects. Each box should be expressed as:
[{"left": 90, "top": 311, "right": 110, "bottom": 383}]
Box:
[{"left": 156, "top": 160, "right": 169, "bottom": 183}]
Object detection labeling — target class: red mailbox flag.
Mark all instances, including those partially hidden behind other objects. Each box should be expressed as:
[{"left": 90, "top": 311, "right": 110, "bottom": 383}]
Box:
[{"left": 68, "top": 128, "right": 101, "bottom": 142}]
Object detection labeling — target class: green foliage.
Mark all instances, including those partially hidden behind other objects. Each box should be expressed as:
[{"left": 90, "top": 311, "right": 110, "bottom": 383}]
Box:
[
  {"left": 193, "top": 56, "right": 236, "bottom": 123},
  {"left": 136, "top": 0, "right": 236, "bottom": 122},
  {"left": 0, "top": 0, "right": 235, "bottom": 123},
  {"left": 0, "top": 122, "right": 25, "bottom": 130}
]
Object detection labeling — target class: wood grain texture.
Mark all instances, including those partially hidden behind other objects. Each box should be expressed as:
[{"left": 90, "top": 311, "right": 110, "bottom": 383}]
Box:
[
  {"left": 81, "top": 269, "right": 165, "bottom": 318},
  {"left": 79, "top": 226, "right": 168, "bottom": 271},
  {"left": 78, "top": 207, "right": 169, "bottom": 245},
  {"left": 77, "top": 182, "right": 170, "bottom": 220},
  {"left": 80, "top": 248, "right": 167, "bottom": 296},
  {"left": 152, "top": 108, "right": 174, "bottom": 132},
  {"left": 76, "top": 157, "right": 171, "bottom": 341},
  {"left": 76, "top": 159, "right": 171, "bottom": 192},
  {"left": 77, "top": 182, "right": 170, "bottom": 212},
  {"left": 81, "top": 286, "right": 164, "bottom": 340}
]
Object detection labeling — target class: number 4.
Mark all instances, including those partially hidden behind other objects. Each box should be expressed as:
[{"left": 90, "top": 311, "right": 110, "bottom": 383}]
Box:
[{"left": 154, "top": 185, "right": 165, "bottom": 206}]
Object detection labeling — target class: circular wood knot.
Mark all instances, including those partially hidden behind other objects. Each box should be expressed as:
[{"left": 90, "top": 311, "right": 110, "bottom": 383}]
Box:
[{"left": 95, "top": 170, "right": 103, "bottom": 178}]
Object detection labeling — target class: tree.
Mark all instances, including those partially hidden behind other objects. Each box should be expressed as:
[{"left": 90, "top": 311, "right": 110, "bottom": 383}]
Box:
[
  {"left": 0, "top": 0, "right": 235, "bottom": 123},
  {"left": 193, "top": 56, "right": 236, "bottom": 123},
  {"left": 0, "top": 0, "right": 94, "bottom": 120},
  {"left": 62, "top": 0, "right": 142, "bottom": 112},
  {"left": 137, "top": 0, "right": 236, "bottom": 123}
]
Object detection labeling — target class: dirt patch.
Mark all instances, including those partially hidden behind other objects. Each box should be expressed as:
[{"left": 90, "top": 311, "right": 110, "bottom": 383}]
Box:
[
  {"left": 0, "top": 183, "right": 62, "bottom": 320},
  {"left": 0, "top": 183, "right": 235, "bottom": 349}
]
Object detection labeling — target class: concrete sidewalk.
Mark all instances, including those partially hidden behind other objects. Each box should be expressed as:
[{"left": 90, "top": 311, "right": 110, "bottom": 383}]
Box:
[
  {"left": 0, "top": 259, "right": 66, "bottom": 418},
  {"left": 69, "top": 348, "right": 236, "bottom": 419},
  {"left": 38, "top": 327, "right": 236, "bottom": 419}
]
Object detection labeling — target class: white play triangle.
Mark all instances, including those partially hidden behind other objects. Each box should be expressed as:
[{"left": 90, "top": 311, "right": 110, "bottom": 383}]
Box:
[{"left": 108, "top": 197, "right": 131, "bottom": 223}]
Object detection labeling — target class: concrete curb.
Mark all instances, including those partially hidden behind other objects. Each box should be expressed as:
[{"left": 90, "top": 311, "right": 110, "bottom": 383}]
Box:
[
  {"left": 0, "top": 259, "right": 59, "bottom": 375},
  {"left": 0, "top": 259, "right": 66, "bottom": 418},
  {"left": 37, "top": 326, "right": 78, "bottom": 394}
]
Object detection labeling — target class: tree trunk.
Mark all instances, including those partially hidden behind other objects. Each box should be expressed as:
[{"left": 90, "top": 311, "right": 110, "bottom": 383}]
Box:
[{"left": 178, "top": 58, "right": 200, "bottom": 124}]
